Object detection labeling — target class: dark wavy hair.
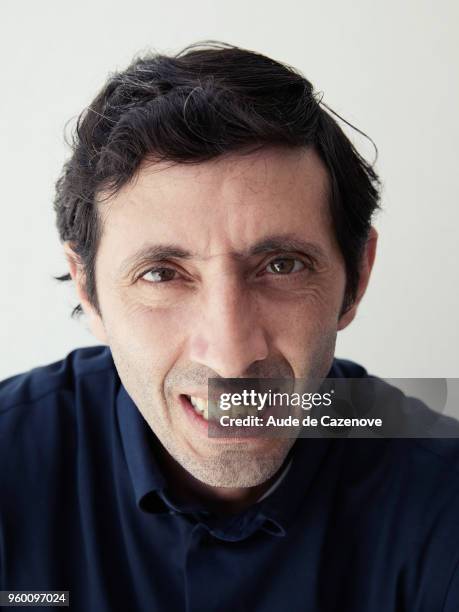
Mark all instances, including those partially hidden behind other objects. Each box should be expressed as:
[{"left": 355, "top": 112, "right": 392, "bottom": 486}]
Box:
[{"left": 54, "top": 40, "right": 380, "bottom": 317}]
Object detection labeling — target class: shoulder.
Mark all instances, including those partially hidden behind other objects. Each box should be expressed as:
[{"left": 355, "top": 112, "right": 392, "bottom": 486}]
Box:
[
  {"left": 331, "top": 357, "right": 459, "bottom": 468},
  {"left": 328, "top": 356, "right": 368, "bottom": 378},
  {"left": 327, "top": 358, "right": 459, "bottom": 516},
  {"left": 0, "top": 345, "right": 116, "bottom": 413},
  {"left": 0, "top": 345, "right": 119, "bottom": 500},
  {"left": 0, "top": 346, "right": 119, "bottom": 470}
]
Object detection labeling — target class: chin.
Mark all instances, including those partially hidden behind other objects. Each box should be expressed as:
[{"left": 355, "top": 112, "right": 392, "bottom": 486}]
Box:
[{"left": 178, "top": 442, "right": 293, "bottom": 488}]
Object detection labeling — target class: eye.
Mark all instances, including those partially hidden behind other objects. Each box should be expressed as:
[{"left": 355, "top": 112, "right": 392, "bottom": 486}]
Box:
[
  {"left": 141, "top": 267, "right": 178, "bottom": 283},
  {"left": 265, "top": 257, "right": 306, "bottom": 275}
]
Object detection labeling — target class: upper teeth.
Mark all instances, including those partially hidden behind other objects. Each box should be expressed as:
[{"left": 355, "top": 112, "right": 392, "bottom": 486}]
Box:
[
  {"left": 188, "top": 396, "right": 260, "bottom": 421},
  {"left": 189, "top": 396, "right": 209, "bottom": 419}
]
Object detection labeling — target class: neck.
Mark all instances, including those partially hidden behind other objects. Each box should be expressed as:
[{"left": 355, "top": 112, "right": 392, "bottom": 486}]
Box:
[{"left": 157, "top": 449, "right": 284, "bottom": 515}]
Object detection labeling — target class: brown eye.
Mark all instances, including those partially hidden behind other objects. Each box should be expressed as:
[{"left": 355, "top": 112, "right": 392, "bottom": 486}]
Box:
[
  {"left": 141, "top": 267, "right": 178, "bottom": 283},
  {"left": 266, "top": 258, "right": 305, "bottom": 275}
]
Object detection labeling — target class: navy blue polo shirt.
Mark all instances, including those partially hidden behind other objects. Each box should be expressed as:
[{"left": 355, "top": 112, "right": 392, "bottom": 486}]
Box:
[{"left": 1, "top": 346, "right": 459, "bottom": 611}]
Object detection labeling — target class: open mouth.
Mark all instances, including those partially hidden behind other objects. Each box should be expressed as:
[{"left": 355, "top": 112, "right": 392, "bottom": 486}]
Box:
[
  {"left": 180, "top": 394, "right": 212, "bottom": 423},
  {"left": 184, "top": 394, "right": 209, "bottom": 420},
  {"left": 179, "top": 393, "right": 278, "bottom": 440},
  {"left": 181, "top": 393, "right": 268, "bottom": 422}
]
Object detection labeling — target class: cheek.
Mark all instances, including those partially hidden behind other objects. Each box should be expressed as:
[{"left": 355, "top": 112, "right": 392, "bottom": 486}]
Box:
[
  {"left": 103, "top": 294, "right": 192, "bottom": 365},
  {"left": 264, "top": 274, "right": 344, "bottom": 330},
  {"left": 261, "top": 276, "right": 344, "bottom": 367},
  {"left": 268, "top": 299, "right": 332, "bottom": 351}
]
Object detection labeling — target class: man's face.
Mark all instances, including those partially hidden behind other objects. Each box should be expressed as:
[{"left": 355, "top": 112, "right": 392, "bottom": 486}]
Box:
[{"left": 75, "top": 146, "right": 359, "bottom": 487}]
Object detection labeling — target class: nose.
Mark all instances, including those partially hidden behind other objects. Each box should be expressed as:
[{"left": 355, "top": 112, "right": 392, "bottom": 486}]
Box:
[{"left": 188, "top": 276, "right": 269, "bottom": 378}]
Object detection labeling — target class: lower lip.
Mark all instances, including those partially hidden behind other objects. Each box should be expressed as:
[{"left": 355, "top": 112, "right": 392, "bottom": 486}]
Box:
[{"left": 179, "top": 395, "right": 265, "bottom": 442}]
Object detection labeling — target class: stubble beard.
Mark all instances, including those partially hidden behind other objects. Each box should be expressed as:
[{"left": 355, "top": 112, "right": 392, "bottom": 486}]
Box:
[{"left": 109, "top": 327, "right": 336, "bottom": 489}]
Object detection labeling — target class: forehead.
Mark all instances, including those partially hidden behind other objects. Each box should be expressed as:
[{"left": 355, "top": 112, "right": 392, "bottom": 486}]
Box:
[{"left": 97, "top": 146, "right": 334, "bottom": 262}]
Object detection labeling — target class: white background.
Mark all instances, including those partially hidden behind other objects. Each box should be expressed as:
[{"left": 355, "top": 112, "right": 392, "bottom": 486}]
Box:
[{"left": 1, "top": 0, "right": 458, "bottom": 380}]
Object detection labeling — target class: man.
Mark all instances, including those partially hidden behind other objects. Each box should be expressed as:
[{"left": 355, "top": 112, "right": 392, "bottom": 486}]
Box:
[{"left": 0, "top": 41, "right": 458, "bottom": 611}]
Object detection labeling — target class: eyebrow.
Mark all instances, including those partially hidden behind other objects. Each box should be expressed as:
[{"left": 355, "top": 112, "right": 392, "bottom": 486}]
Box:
[{"left": 119, "top": 234, "right": 328, "bottom": 275}]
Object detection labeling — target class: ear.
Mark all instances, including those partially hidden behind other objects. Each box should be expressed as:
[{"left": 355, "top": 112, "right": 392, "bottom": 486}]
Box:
[
  {"left": 337, "top": 226, "right": 378, "bottom": 331},
  {"left": 63, "top": 242, "right": 108, "bottom": 344}
]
